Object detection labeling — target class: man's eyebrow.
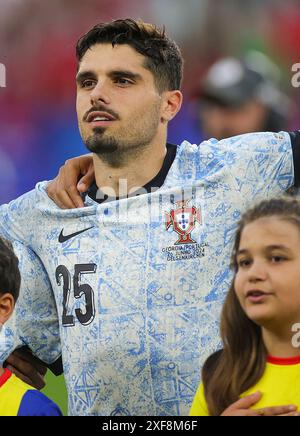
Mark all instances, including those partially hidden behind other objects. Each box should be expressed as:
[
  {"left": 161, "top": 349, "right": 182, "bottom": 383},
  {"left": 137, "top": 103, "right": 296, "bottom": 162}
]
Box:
[
  {"left": 76, "top": 70, "right": 143, "bottom": 85},
  {"left": 76, "top": 71, "right": 97, "bottom": 84},
  {"left": 109, "top": 70, "right": 143, "bottom": 81}
]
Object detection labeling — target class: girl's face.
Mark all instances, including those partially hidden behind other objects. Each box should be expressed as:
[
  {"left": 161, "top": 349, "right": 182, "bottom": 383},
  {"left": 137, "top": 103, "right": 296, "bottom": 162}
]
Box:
[{"left": 234, "top": 216, "right": 300, "bottom": 330}]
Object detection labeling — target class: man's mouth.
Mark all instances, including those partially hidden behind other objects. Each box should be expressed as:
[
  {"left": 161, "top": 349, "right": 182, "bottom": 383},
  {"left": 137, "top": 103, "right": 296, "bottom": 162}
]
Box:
[{"left": 86, "top": 111, "right": 116, "bottom": 123}]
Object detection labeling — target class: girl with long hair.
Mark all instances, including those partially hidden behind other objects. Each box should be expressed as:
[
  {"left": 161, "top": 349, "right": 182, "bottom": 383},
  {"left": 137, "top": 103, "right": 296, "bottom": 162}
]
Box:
[{"left": 190, "top": 197, "right": 300, "bottom": 416}]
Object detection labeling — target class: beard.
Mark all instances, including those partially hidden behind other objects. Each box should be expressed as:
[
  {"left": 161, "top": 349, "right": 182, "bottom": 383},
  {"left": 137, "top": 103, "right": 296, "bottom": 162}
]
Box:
[
  {"left": 83, "top": 102, "right": 161, "bottom": 168},
  {"left": 86, "top": 128, "right": 118, "bottom": 154}
]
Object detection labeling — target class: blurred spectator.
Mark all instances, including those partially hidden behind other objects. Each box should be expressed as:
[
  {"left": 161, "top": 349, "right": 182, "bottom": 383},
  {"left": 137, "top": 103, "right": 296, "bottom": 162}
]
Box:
[
  {"left": 198, "top": 52, "right": 291, "bottom": 140},
  {"left": 0, "top": 150, "right": 17, "bottom": 203}
]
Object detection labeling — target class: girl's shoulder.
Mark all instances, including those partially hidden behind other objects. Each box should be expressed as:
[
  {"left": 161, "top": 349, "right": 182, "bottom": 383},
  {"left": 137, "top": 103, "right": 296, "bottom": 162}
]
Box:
[{"left": 203, "top": 349, "right": 224, "bottom": 375}]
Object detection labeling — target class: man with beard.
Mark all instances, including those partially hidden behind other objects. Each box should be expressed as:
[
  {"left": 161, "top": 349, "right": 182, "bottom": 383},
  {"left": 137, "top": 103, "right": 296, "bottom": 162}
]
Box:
[{"left": 0, "top": 19, "right": 300, "bottom": 416}]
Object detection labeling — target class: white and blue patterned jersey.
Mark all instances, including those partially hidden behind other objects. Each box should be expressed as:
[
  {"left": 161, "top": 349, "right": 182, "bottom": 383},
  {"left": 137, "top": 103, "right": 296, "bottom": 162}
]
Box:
[{"left": 0, "top": 132, "right": 296, "bottom": 416}]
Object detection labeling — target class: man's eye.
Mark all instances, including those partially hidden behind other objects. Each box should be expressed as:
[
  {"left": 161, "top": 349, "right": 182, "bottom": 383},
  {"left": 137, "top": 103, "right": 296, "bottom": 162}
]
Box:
[
  {"left": 82, "top": 80, "right": 95, "bottom": 88},
  {"left": 115, "top": 78, "right": 132, "bottom": 85}
]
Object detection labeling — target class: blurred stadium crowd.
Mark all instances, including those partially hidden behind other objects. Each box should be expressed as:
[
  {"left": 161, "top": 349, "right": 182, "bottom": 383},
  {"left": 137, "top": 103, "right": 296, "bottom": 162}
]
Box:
[{"left": 1, "top": 0, "right": 300, "bottom": 203}]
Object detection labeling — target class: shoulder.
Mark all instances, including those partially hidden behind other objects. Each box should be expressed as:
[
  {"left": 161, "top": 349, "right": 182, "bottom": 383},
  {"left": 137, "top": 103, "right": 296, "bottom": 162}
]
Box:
[
  {"left": 202, "top": 349, "right": 224, "bottom": 375},
  {"left": 219, "top": 131, "right": 290, "bottom": 148},
  {"left": 180, "top": 131, "right": 290, "bottom": 151},
  {"left": 18, "top": 390, "right": 62, "bottom": 416},
  {"left": 0, "top": 182, "right": 50, "bottom": 227},
  {"left": 177, "top": 132, "right": 291, "bottom": 170}
]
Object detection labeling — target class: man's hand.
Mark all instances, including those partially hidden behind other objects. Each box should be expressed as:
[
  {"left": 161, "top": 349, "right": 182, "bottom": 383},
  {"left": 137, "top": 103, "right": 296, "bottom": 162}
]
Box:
[
  {"left": 47, "top": 154, "right": 95, "bottom": 209},
  {"left": 4, "top": 348, "right": 47, "bottom": 390},
  {"left": 221, "top": 392, "right": 299, "bottom": 416}
]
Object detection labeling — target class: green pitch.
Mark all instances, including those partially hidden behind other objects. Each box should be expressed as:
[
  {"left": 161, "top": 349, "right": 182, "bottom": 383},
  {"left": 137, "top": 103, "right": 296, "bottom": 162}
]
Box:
[{"left": 42, "top": 371, "right": 68, "bottom": 416}]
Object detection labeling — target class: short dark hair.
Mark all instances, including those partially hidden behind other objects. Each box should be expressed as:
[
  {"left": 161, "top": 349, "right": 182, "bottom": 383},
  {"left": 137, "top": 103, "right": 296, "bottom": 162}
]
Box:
[
  {"left": 0, "top": 237, "right": 21, "bottom": 302},
  {"left": 76, "top": 18, "right": 183, "bottom": 93}
]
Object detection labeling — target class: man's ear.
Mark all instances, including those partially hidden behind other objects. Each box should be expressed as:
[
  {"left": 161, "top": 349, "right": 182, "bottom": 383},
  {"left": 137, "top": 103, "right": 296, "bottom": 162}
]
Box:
[
  {"left": 0, "top": 293, "right": 15, "bottom": 325},
  {"left": 160, "top": 90, "right": 183, "bottom": 123}
]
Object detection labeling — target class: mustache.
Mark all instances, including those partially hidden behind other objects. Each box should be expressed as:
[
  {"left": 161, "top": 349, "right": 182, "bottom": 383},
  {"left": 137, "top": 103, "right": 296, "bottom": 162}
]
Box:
[{"left": 83, "top": 105, "right": 120, "bottom": 122}]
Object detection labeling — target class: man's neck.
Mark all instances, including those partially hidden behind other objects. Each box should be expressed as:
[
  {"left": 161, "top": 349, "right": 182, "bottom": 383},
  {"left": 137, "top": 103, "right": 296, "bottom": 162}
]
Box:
[
  {"left": 0, "top": 367, "right": 4, "bottom": 378},
  {"left": 93, "top": 138, "right": 168, "bottom": 197}
]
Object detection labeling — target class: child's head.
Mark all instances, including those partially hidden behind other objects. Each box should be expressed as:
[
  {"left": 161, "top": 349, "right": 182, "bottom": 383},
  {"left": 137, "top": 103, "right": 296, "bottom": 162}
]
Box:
[
  {"left": 202, "top": 196, "right": 300, "bottom": 416},
  {"left": 0, "top": 237, "right": 21, "bottom": 332},
  {"left": 230, "top": 196, "right": 300, "bottom": 331}
]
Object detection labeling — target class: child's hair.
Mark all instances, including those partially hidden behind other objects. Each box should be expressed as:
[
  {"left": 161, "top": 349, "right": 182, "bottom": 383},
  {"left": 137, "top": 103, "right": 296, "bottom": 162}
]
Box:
[
  {"left": 0, "top": 237, "right": 21, "bottom": 302},
  {"left": 202, "top": 196, "right": 300, "bottom": 416}
]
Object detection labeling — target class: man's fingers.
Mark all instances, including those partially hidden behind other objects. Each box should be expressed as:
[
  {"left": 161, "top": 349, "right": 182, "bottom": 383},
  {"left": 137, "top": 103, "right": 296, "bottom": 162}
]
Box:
[
  {"left": 77, "top": 165, "right": 95, "bottom": 194},
  {"left": 64, "top": 184, "right": 85, "bottom": 208},
  {"left": 5, "top": 364, "right": 46, "bottom": 390},
  {"left": 5, "top": 352, "right": 47, "bottom": 390},
  {"left": 11, "top": 349, "right": 47, "bottom": 375},
  {"left": 55, "top": 190, "right": 78, "bottom": 210},
  {"left": 47, "top": 154, "right": 94, "bottom": 209},
  {"left": 6, "top": 364, "right": 37, "bottom": 387},
  {"left": 5, "top": 349, "right": 47, "bottom": 390},
  {"left": 5, "top": 353, "right": 36, "bottom": 374},
  {"left": 48, "top": 177, "right": 84, "bottom": 208}
]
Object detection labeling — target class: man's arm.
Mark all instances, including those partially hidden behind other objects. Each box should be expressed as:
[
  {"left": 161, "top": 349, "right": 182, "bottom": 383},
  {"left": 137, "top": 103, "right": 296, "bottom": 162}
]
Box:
[
  {"left": 46, "top": 131, "right": 300, "bottom": 209},
  {"left": 47, "top": 154, "right": 94, "bottom": 209},
  {"left": 4, "top": 347, "right": 48, "bottom": 390}
]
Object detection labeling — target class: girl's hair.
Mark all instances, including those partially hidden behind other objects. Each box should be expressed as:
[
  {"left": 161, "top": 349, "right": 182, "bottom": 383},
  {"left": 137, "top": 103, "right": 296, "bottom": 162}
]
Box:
[{"left": 202, "top": 196, "right": 300, "bottom": 416}]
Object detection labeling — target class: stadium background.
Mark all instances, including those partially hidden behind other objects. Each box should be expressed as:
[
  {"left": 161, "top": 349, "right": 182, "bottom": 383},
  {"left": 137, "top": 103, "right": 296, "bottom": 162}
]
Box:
[{"left": 1, "top": 0, "right": 300, "bottom": 415}]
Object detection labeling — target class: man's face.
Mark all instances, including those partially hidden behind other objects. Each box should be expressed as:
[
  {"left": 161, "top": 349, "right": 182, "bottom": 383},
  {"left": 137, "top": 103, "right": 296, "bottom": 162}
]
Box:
[
  {"left": 200, "top": 100, "right": 268, "bottom": 140},
  {"left": 76, "top": 43, "right": 163, "bottom": 166}
]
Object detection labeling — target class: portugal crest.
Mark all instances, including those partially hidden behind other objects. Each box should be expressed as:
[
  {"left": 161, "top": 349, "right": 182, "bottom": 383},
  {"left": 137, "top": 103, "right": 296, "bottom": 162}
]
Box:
[{"left": 165, "top": 200, "right": 201, "bottom": 245}]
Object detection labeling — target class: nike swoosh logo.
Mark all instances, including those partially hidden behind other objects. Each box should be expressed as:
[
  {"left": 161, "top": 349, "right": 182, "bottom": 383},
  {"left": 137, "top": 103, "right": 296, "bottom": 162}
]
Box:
[{"left": 58, "top": 226, "right": 94, "bottom": 243}]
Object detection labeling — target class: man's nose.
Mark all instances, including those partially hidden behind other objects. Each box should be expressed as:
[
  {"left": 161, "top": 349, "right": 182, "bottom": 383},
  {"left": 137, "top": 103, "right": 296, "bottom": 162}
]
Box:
[{"left": 90, "top": 81, "right": 111, "bottom": 106}]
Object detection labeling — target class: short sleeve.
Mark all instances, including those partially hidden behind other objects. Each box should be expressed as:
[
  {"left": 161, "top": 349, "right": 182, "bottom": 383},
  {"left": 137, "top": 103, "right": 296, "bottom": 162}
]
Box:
[
  {"left": 197, "top": 131, "right": 294, "bottom": 198},
  {"left": 0, "top": 241, "right": 61, "bottom": 366},
  {"left": 0, "top": 189, "right": 38, "bottom": 245},
  {"left": 189, "top": 383, "right": 210, "bottom": 416},
  {"left": 289, "top": 131, "right": 300, "bottom": 187},
  {"left": 18, "top": 390, "right": 62, "bottom": 416}
]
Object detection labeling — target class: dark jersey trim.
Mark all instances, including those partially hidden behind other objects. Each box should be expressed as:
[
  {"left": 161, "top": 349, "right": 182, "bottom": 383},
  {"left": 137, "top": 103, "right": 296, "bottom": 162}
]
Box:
[
  {"left": 88, "top": 143, "right": 178, "bottom": 204},
  {"left": 47, "top": 356, "right": 63, "bottom": 376},
  {"left": 289, "top": 131, "right": 300, "bottom": 187}
]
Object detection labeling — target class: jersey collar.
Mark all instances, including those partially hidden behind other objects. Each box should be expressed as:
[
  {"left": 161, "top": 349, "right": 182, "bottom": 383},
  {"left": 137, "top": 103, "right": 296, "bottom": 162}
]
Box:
[
  {"left": 0, "top": 368, "right": 12, "bottom": 388},
  {"left": 267, "top": 355, "right": 300, "bottom": 365}
]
